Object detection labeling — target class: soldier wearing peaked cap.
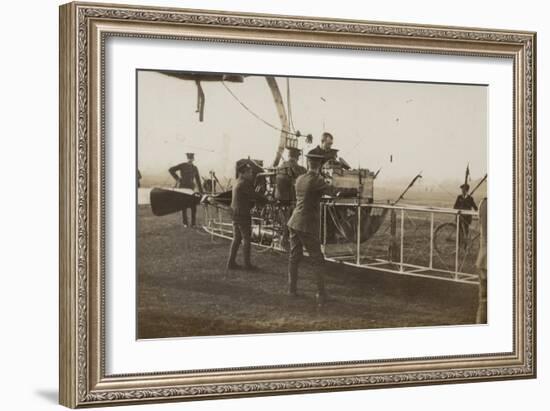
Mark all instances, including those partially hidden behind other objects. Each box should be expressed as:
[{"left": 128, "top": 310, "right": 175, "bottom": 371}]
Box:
[
  {"left": 307, "top": 131, "right": 350, "bottom": 171},
  {"left": 286, "top": 152, "right": 353, "bottom": 308},
  {"left": 226, "top": 161, "right": 267, "bottom": 271},
  {"left": 169, "top": 153, "right": 203, "bottom": 227},
  {"left": 275, "top": 147, "right": 306, "bottom": 250},
  {"left": 234, "top": 158, "right": 263, "bottom": 178},
  {"left": 453, "top": 183, "right": 478, "bottom": 249}
]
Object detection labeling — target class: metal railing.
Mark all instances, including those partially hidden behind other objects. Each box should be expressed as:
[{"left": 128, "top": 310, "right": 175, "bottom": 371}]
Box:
[
  {"left": 203, "top": 201, "right": 481, "bottom": 285},
  {"left": 320, "top": 201, "right": 480, "bottom": 284}
]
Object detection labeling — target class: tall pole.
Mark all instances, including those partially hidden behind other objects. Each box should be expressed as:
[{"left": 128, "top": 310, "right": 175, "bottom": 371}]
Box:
[
  {"left": 455, "top": 214, "right": 460, "bottom": 279},
  {"left": 470, "top": 174, "right": 488, "bottom": 196},
  {"left": 266, "top": 76, "right": 290, "bottom": 167},
  {"left": 399, "top": 208, "right": 405, "bottom": 272},
  {"left": 429, "top": 212, "right": 434, "bottom": 269},
  {"left": 356, "top": 204, "right": 361, "bottom": 265},
  {"left": 393, "top": 173, "right": 422, "bottom": 205}
]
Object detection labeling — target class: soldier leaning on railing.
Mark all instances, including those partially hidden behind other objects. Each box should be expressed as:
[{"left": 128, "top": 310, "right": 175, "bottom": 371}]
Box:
[{"left": 287, "top": 152, "right": 357, "bottom": 309}]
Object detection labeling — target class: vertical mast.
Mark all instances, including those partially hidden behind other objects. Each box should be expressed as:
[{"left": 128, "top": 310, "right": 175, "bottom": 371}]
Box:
[{"left": 265, "top": 76, "right": 290, "bottom": 167}]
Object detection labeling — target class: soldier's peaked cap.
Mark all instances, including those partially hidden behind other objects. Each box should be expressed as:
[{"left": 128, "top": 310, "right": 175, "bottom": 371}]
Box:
[
  {"left": 236, "top": 158, "right": 263, "bottom": 174},
  {"left": 305, "top": 153, "right": 325, "bottom": 160},
  {"left": 460, "top": 183, "right": 470, "bottom": 190},
  {"left": 287, "top": 147, "right": 301, "bottom": 156},
  {"left": 186, "top": 152, "right": 195, "bottom": 159},
  {"left": 236, "top": 162, "right": 252, "bottom": 173}
]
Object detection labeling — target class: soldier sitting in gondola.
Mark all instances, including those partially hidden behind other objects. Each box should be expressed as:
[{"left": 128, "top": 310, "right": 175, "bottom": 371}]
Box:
[{"left": 307, "top": 132, "right": 350, "bottom": 171}]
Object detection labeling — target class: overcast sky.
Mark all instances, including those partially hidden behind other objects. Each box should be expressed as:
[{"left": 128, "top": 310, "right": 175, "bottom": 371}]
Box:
[{"left": 137, "top": 70, "right": 487, "bottom": 187}]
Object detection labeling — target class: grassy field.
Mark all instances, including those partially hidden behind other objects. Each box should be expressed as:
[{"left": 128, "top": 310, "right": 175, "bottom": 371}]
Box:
[{"left": 137, "top": 204, "right": 481, "bottom": 339}]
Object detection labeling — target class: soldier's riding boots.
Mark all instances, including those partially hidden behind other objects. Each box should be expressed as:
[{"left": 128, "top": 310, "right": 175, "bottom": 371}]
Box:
[
  {"left": 287, "top": 228, "right": 327, "bottom": 306},
  {"left": 288, "top": 263, "right": 327, "bottom": 306}
]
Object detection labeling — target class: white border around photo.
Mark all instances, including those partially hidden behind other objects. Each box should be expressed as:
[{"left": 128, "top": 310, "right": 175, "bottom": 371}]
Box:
[{"left": 105, "top": 37, "right": 513, "bottom": 375}]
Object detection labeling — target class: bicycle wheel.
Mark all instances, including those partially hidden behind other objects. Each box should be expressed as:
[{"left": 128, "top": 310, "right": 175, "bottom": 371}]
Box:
[{"left": 434, "top": 222, "right": 459, "bottom": 259}]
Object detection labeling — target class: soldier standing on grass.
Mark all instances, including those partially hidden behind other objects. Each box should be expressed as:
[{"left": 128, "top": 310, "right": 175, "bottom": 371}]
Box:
[
  {"left": 286, "top": 153, "right": 355, "bottom": 308},
  {"left": 226, "top": 161, "right": 265, "bottom": 271},
  {"left": 169, "top": 153, "right": 203, "bottom": 227},
  {"left": 275, "top": 147, "right": 306, "bottom": 250}
]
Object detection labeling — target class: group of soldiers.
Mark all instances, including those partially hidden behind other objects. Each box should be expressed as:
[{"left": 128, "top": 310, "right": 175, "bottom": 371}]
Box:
[
  {"left": 167, "top": 132, "right": 487, "bottom": 317},
  {"left": 168, "top": 132, "right": 343, "bottom": 307},
  {"left": 226, "top": 132, "right": 353, "bottom": 308}
]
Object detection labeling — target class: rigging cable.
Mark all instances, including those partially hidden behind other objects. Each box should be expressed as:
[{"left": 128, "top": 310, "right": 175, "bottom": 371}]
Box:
[{"left": 221, "top": 81, "right": 303, "bottom": 138}]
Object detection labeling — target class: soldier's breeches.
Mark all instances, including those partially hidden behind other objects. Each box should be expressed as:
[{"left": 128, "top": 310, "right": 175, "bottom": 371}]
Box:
[
  {"left": 280, "top": 206, "right": 292, "bottom": 249},
  {"left": 288, "top": 229, "right": 326, "bottom": 296},
  {"left": 181, "top": 205, "right": 197, "bottom": 226},
  {"left": 227, "top": 222, "right": 252, "bottom": 266},
  {"left": 458, "top": 218, "right": 471, "bottom": 248},
  {"left": 227, "top": 227, "right": 241, "bottom": 266}
]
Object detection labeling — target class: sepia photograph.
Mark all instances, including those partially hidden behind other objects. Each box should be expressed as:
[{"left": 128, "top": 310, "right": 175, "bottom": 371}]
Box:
[
  {"left": 136, "top": 70, "right": 488, "bottom": 339},
  {"left": 58, "top": 3, "right": 536, "bottom": 406}
]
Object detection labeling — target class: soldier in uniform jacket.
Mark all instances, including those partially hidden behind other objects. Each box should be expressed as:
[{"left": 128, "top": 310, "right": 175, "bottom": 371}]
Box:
[
  {"left": 308, "top": 131, "right": 351, "bottom": 172},
  {"left": 226, "top": 161, "right": 266, "bottom": 270},
  {"left": 168, "top": 153, "right": 203, "bottom": 227},
  {"left": 286, "top": 153, "right": 339, "bottom": 308},
  {"left": 275, "top": 147, "right": 306, "bottom": 250},
  {"left": 307, "top": 132, "right": 338, "bottom": 166},
  {"left": 453, "top": 183, "right": 478, "bottom": 248}
]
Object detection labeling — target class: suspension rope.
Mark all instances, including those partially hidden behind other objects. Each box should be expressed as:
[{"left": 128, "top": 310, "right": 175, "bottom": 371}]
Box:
[{"left": 221, "top": 81, "right": 303, "bottom": 138}]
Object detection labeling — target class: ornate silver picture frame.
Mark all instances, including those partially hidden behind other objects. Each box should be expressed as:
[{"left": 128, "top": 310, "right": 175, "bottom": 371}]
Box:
[{"left": 59, "top": 1, "right": 536, "bottom": 408}]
